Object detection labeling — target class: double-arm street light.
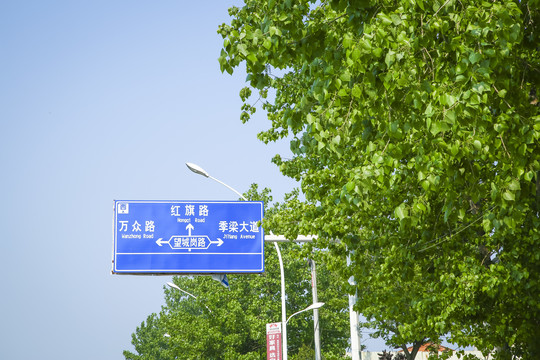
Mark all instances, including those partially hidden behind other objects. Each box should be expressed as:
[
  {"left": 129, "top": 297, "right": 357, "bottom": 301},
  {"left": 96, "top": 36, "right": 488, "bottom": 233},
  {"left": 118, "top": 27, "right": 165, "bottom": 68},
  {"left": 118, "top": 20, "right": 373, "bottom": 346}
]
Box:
[{"left": 185, "top": 162, "right": 323, "bottom": 360}]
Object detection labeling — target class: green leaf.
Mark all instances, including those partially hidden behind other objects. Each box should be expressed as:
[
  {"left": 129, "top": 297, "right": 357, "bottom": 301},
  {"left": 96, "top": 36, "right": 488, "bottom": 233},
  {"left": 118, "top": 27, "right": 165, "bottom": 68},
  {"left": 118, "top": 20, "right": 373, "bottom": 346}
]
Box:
[
  {"left": 421, "top": 80, "right": 432, "bottom": 93},
  {"left": 424, "top": 103, "right": 434, "bottom": 117},
  {"left": 269, "top": 26, "right": 282, "bottom": 37},
  {"left": 360, "top": 38, "right": 372, "bottom": 51},
  {"left": 373, "top": 153, "right": 384, "bottom": 163},
  {"left": 440, "top": 93, "right": 456, "bottom": 107},
  {"left": 378, "top": 13, "right": 393, "bottom": 26},
  {"left": 352, "top": 47, "right": 361, "bottom": 60},
  {"left": 247, "top": 53, "right": 258, "bottom": 63},
  {"left": 395, "top": 204, "right": 408, "bottom": 220},
  {"left": 390, "top": 14, "right": 402, "bottom": 26},
  {"left": 503, "top": 191, "right": 515, "bottom": 201},
  {"left": 472, "top": 82, "right": 487, "bottom": 94},
  {"left": 508, "top": 179, "right": 520, "bottom": 191},
  {"left": 469, "top": 52, "right": 482, "bottom": 64},
  {"left": 444, "top": 110, "right": 456, "bottom": 124},
  {"left": 430, "top": 121, "right": 450, "bottom": 135},
  {"left": 450, "top": 142, "right": 459, "bottom": 156},
  {"left": 237, "top": 43, "right": 248, "bottom": 56},
  {"left": 343, "top": 34, "right": 353, "bottom": 49},
  {"left": 385, "top": 50, "right": 396, "bottom": 67},
  {"left": 352, "top": 85, "right": 363, "bottom": 98}
]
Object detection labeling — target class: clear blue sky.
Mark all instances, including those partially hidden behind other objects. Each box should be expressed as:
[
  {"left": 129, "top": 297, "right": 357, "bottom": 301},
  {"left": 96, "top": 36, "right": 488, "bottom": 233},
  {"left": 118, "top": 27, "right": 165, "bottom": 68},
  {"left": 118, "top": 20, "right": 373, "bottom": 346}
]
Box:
[{"left": 0, "top": 1, "right": 385, "bottom": 358}]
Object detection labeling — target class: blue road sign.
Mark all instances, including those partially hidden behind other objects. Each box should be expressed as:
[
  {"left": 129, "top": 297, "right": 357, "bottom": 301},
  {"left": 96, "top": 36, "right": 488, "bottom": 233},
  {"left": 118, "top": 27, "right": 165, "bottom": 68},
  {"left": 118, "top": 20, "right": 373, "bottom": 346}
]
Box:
[{"left": 112, "top": 200, "right": 264, "bottom": 274}]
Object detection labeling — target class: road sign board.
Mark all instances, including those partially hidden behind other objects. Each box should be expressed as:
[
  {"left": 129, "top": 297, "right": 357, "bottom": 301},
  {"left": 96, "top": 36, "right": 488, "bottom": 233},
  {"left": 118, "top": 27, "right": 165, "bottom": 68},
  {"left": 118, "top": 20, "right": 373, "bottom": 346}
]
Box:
[
  {"left": 266, "top": 322, "right": 282, "bottom": 360},
  {"left": 112, "top": 200, "right": 264, "bottom": 274}
]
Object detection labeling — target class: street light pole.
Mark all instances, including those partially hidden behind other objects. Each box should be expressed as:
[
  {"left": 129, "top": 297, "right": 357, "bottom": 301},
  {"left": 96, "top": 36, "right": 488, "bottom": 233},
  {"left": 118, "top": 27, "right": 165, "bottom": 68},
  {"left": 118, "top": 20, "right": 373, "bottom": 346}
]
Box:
[
  {"left": 309, "top": 259, "right": 322, "bottom": 360},
  {"left": 347, "top": 255, "right": 361, "bottom": 360},
  {"left": 185, "top": 162, "right": 290, "bottom": 359},
  {"left": 273, "top": 240, "right": 288, "bottom": 360}
]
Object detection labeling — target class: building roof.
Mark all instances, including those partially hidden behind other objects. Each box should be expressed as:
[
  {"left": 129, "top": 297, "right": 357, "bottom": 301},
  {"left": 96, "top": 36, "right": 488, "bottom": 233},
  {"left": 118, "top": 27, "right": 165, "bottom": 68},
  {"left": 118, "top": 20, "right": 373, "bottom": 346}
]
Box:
[{"left": 403, "top": 342, "right": 453, "bottom": 353}]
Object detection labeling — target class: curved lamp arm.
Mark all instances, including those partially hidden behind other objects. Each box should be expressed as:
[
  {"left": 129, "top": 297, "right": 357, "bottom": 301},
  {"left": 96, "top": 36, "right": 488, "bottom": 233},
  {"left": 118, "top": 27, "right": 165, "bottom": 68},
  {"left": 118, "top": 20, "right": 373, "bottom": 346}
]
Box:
[
  {"left": 286, "top": 302, "right": 325, "bottom": 324},
  {"left": 186, "top": 162, "right": 247, "bottom": 201}
]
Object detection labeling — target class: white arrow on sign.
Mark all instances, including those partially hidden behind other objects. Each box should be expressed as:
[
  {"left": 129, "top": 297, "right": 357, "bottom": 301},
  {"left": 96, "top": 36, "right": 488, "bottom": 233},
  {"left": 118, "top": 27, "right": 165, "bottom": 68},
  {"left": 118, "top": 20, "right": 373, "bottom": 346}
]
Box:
[
  {"left": 155, "top": 224, "right": 224, "bottom": 248},
  {"left": 209, "top": 238, "right": 224, "bottom": 247},
  {"left": 155, "top": 238, "right": 170, "bottom": 247},
  {"left": 186, "top": 223, "right": 194, "bottom": 236}
]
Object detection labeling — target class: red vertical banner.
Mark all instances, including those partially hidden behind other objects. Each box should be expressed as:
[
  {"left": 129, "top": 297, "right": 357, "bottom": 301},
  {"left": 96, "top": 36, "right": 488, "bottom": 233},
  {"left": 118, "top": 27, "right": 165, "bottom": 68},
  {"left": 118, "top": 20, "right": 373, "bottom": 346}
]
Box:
[{"left": 266, "top": 322, "right": 282, "bottom": 360}]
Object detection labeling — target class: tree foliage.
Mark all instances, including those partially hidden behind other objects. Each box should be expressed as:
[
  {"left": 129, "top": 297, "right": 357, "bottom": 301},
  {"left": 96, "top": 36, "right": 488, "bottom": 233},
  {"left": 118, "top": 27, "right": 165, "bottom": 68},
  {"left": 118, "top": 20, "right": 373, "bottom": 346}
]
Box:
[
  {"left": 123, "top": 186, "right": 350, "bottom": 360},
  {"left": 124, "top": 313, "right": 172, "bottom": 360},
  {"left": 218, "top": 0, "right": 540, "bottom": 358},
  {"left": 378, "top": 350, "right": 406, "bottom": 360}
]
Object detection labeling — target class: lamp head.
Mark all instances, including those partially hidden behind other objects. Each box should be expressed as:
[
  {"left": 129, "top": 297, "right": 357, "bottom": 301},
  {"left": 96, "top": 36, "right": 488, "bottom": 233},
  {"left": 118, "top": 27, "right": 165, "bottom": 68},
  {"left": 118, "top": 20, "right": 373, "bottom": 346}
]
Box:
[
  {"left": 308, "top": 302, "right": 325, "bottom": 310},
  {"left": 186, "top": 162, "right": 209, "bottom": 178}
]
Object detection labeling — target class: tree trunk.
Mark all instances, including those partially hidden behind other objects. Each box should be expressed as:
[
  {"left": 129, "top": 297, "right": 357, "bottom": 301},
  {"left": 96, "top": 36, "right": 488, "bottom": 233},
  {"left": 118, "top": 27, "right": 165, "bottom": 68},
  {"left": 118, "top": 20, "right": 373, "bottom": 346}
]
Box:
[{"left": 401, "top": 341, "right": 423, "bottom": 360}]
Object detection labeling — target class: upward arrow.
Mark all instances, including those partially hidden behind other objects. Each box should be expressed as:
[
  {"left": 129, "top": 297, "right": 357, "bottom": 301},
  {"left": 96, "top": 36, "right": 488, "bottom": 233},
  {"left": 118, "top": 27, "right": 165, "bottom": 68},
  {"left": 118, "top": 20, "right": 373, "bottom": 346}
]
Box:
[{"left": 186, "top": 223, "right": 194, "bottom": 236}]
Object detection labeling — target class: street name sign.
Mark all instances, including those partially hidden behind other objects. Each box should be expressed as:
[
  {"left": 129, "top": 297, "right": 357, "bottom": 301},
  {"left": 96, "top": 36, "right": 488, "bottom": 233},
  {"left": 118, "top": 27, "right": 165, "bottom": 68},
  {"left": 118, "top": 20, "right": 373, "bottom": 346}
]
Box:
[{"left": 112, "top": 200, "right": 264, "bottom": 274}]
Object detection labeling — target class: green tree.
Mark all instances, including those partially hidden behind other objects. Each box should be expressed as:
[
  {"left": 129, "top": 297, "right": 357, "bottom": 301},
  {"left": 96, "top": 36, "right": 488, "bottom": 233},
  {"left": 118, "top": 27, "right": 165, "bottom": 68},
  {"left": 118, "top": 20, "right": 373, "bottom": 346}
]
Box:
[
  {"left": 218, "top": 1, "right": 540, "bottom": 359},
  {"left": 124, "top": 185, "right": 351, "bottom": 359},
  {"left": 123, "top": 313, "right": 173, "bottom": 360}
]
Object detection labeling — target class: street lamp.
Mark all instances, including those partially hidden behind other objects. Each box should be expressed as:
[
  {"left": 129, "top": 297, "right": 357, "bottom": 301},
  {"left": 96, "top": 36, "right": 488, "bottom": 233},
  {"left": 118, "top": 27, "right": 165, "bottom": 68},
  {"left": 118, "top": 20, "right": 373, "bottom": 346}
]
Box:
[
  {"left": 185, "top": 162, "right": 291, "bottom": 359},
  {"left": 186, "top": 162, "right": 246, "bottom": 200},
  {"left": 167, "top": 281, "right": 212, "bottom": 313},
  {"left": 286, "top": 302, "right": 325, "bottom": 324}
]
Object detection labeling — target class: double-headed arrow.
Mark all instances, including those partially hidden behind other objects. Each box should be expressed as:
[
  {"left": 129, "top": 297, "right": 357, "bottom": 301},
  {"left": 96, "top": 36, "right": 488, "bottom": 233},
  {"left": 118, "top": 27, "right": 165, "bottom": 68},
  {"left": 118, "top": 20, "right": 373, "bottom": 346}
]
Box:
[{"left": 155, "top": 223, "right": 224, "bottom": 247}]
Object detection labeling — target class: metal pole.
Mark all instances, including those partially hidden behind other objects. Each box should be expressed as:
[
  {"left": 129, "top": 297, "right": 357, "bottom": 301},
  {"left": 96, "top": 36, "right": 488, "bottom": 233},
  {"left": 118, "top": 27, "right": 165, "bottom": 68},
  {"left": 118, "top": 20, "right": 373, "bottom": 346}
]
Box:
[
  {"left": 347, "top": 255, "right": 361, "bottom": 360},
  {"left": 274, "top": 242, "right": 287, "bottom": 360},
  {"left": 310, "top": 259, "right": 322, "bottom": 360},
  {"left": 349, "top": 292, "right": 361, "bottom": 360}
]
